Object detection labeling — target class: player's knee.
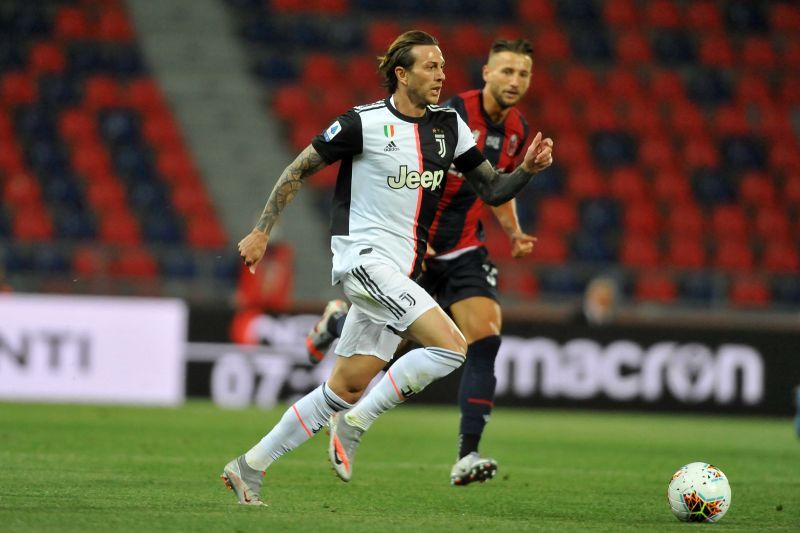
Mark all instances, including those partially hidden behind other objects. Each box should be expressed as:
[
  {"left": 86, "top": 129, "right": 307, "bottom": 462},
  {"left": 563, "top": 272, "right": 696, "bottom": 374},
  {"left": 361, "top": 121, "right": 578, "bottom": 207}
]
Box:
[
  {"left": 441, "top": 331, "right": 468, "bottom": 356},
  {"left": 326, "top": 372, "right": 369, "bottom": 404}
]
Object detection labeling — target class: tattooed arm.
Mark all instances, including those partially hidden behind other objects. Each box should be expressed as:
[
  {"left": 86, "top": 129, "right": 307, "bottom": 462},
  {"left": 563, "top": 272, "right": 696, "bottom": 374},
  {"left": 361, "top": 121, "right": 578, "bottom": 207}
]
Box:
[
  {"left": 461, "top": 131, "right": 554, "bottom": 206},
  {"left": 238, "top": 144, "right": 328, "bottom": 272}
]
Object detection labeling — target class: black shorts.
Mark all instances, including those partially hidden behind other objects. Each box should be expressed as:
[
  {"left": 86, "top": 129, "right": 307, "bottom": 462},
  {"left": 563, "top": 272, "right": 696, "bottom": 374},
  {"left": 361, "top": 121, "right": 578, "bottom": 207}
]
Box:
[{"left": 418, "top": 247, "right": 499, "bottom": 311}]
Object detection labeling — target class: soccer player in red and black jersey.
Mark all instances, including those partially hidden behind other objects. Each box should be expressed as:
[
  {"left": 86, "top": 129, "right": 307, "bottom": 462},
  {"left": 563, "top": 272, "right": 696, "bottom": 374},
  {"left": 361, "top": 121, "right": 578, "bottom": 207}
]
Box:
[{"left": 307, "top": 38, "right": 540, "bottom": 485}]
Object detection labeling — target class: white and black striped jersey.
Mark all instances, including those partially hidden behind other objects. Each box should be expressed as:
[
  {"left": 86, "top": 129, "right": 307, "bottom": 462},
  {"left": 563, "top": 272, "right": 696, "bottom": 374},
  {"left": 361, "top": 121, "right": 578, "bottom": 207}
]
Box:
[{"left": 311, "top": 96, "right": 485, "bottom": 284}]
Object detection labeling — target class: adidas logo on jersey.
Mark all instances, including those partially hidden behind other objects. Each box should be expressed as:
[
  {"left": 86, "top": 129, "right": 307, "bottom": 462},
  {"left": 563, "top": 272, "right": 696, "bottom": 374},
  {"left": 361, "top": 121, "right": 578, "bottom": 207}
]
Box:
[
  {"left": 387, "top": 165, "right": 444, "bottom": 191},
  {"left": 384, "top": 140, "right": 399, "bottom": 152}
]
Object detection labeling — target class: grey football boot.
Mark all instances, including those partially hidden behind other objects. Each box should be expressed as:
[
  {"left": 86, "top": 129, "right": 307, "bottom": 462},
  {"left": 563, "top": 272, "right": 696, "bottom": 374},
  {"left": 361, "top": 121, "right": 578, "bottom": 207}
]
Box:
[
  {"left": 328, "top": 412, "right": 364, "bottom": 482},
  {"left": 221, "top": 455, "right": 265, "bottom": 506},
  {"left": 450, "top": 452, "right": 498, "bottom": 486}
]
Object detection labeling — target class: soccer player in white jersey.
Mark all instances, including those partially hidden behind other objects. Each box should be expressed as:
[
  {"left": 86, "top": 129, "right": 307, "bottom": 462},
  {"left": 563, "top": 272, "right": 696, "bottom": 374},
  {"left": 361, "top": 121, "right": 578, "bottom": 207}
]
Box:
[{"left": 221, "top": 30, "right": 553, "bottom": 505}]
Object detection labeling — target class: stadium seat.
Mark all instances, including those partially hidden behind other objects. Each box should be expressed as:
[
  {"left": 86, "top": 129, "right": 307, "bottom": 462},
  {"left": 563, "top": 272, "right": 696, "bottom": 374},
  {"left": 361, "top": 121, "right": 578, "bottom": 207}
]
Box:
[
  {"left": 761, "top": 240, "right": 800, "bottom": 274},
  {"left": 12, "top": 205, "right": 54, "bottom": 241},
  {"left": 644, "top": 0, "right": 682, "bottom": 28},
  {"left": 784, "top": 173, "right": 800, "bottom": 208},
  {"left": 635, "top": 272, "right": 677, "bottom": 303},
  {"left": 741, "top": 37, "right": 778, "bottom": 72},
  {"left": 54, "top": 6, "right": 91, "bottom": 40},
  {"left": 29, "top": 42, "right": 65, "bottom": 75},
  {"left": 713, "top": 106, "right": 750, "bottom": 136},
  {"left": 608, "top": 167, "right": 647, "bottom": 203},
  {"left": 735, "top": 74, "right": 772, "bottom": 105},
  {"left": 714, "top": 237, "right": 754, "bottom": 272},
  {"left": 691, "top": 168, "right": 736, "bottom": 205},
  {"left": 720, "top": 135, "right": 766, "bottom": 170},
  {"left": 768, "top": 139, "right": 800, "bottom": 171},
  {"left": 301, "top": 54, "right": 339, "bottom": 89},
  {"left": 729, "top": 276, "right": 770, "bottom": 308},
  {"left": 603, "top": 0, "right": 638, "bottom": 27},
  {"left": 770, "top": 3, "right": 800, "bottom": 33},
  {"left": 606, "top": 69, "right": 645, "bottom": 101},
  {"left": 1, "top": 71, "right": 38, "bottom": 105},
  {"left": 653, "top": 169, "right": 692, "bottom": 205},
  {"left": 686, "top": 1, "right": 723, "bottom": 31},
  {"left": 583, "top": 99, "right": 620, "bottom": 131},
  {"left": 537, "top": 197, "right": 578, "bottom": 234},
  {"left": 571, "top": 231, "right": 616, "bottom": 263},
  {"left": 590, "top": 131, "right": 636, "bottom": 168},
  {"left": 531, "top": 231, "right": 568, "bottom": 264},
  {"left": 652, "top": 30, "right": 695, "bottom": 66},
  {"left": 622, "top": 202, "right": 661, "bottom": 237},
  {"left": 753, "top": 206, "right": 790, "bottom": 241},
  {"left": 686, "top": 68, "right": 733, "bottom": 106},
  {"left": 771, "top": 276, "right": 800, "bottom": 306},
  {"left": 679, "top": 271, "right": 716, "bottom": 304},
  {"left": 3, "top": 172, "right": 42, "bottom": 208},
  {"left": 616, "top": 30, "right": 652, "bottom": 66},
  {"left": 570, "top": 27, "right": 612, "bottom": 64},
  {"left": 497, "top": 263, "right": 537, "bottom": 298},
  {"left": 710, "top": 204, "right": 749, "bottom": 238},
  {"left": 724, "top": 1, "right": 768, "bottom": 33},
  {"left": 620, "top": 234, "right": 660, "bottom": 268},
  {"left": 98, "top": 210, "right": 141, "bottom": 245},
  {"left": 566, "top": 165, "right": 606, "bottom": 198},
  {"left": 667, "top": 202, "right": 705, "bottom": 237},
  {"left": 534, "top": 28, "right": 570, "bottom": 62},
  {"left": 72, "top": 245, "right": 109, "bottom": 277},
  {"left": 519, "top": 0, "right": 556, "bottom": 22},
  {"left": 562, "top": 67, "right": 597, "bottom": 100},
  {"left": 638, "top": 136, "right": 675, "bottom": 169},
  {"left": 698, "top": 33, "right": 735, "bottom": 68},
  {"left": 110, "top": 246, "right": 158, "bottom": 279},
  {"left": 684, "top": 137, "right": 720, "bottom": 169}
]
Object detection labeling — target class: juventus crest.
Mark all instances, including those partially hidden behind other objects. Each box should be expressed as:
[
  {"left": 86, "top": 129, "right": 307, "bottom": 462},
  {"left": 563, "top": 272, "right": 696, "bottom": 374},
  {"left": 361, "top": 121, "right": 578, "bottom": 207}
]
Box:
[{"left": 434, "top": 132, "right": 447, "bottom": 158}]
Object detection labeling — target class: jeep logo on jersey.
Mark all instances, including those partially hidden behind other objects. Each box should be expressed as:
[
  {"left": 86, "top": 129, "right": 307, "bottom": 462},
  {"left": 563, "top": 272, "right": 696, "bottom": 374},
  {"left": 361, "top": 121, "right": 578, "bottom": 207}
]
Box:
[{"left": 387, "top": 165, "right": 444, "bottom": 191}]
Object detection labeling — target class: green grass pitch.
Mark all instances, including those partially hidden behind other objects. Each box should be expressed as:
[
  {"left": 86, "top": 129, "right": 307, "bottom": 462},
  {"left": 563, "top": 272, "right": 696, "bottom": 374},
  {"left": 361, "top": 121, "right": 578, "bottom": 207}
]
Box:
[{"left": 1, "top": 401, "right": 798, "bottom": 531}]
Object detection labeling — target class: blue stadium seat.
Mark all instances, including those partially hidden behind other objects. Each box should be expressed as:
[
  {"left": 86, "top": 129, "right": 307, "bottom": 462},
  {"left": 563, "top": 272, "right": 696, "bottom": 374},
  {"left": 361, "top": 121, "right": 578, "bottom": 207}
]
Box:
[
  {"left": 571, "top": 29, "right": 613, "bottom": 63},
  {"left": 38, "top": 74, "right": 80, "bottom": 107},
  {"left": 99, "top": 109, "right": 141, "bottom": 145},
  {"left": 14, "top": 105, "right": 57, "bottom": 141},
  {"left": 31, "top": 246, "right": 70, "bottom": 274},
  {"left": 141, "top": 211, "right": 183, "bottom": 244},
  {"left": 53, "top": 207, "right": 97, "bottom": 241},
  {"left": 556, "top": 0, "right": 600, "bottom": 25},
  {"left": 67, "top": 41, "right": 107, "bottom": 75},
  {"left": 42, "top": 175, "right": 85, "bottom": 209},
  {"left": 0, "top": 38, "right": 25, "bottom": 70},
  {"left": 572, "top": 231, "right": 616, "bottom": 263},
  {"left": 160, "top": 249, "right": 197, "bottom": 279},
  {"left": 211, "top": 252, "right": 240, "bottom": 282},
  {"left": 679, "top": 272, "right": 718, "bottom": 305},
  {"left": 5, "top": 4, "right": 49, "bottom": 37},
  {"left": 527, "top": 164, "right": 564, "bottom": 197},
  {"left": 25, "top": 139, "right": 70, "bottom": 176},
  {"left": 771, "top": 276, "right": 800, "bottom": 306},
  {"left": 112, "top": 143, "right": 156, "bottom": 181},
  {"left": 3, "top": 245, "right": 32, "bottom": 274},
  {"left": 724, "top": 0, "right": 768, "bottom": 33},
  {"left": 686, "top": 68, "right": 732, "bottom": 105},
  {"left": 720, "top": 136, "right": 766, "bottom": 170},
  {"left": 256, "top": 56, "right": 298, "bottom": 83},
  {"left": 652, "top": 30, "right": 696, "bottom": 65},
  {"left": 538, "top": 267, "right": 585, "bottom": 296},
  {"left": 579, "top": 198, "right": 621, "bottom": 235},
  {"left": 591, "top": 131, "right": 636, "bottom": 168},
  {"left": 692, "top": 167, "right": 737, "bottom": 205},
  {"left": 128, "top": 181, "right": 169, "bottom": 212},
  {"left": 107, "top": 46, "right": 145, "bottom": 77}
]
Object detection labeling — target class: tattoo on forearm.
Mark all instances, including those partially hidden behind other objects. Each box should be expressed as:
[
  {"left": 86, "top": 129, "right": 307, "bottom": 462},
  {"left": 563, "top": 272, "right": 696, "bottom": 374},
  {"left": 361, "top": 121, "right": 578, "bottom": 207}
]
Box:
[
  {"left": 463, "top": 161, "right": 535, "bottom": 207},
  {"left": 255, "top": 147, "right": 327, "bottom": 232}
]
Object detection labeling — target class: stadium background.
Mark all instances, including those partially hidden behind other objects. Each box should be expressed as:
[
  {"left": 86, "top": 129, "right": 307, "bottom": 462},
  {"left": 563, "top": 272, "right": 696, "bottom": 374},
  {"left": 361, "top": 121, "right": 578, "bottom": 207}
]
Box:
[{"left": 1, "top": 0, "right": 797, "bottom": 412}]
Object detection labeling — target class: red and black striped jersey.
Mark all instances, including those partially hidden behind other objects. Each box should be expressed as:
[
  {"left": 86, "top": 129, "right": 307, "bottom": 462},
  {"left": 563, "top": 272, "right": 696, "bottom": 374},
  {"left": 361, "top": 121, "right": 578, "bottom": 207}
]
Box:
[{"left": 428, "top": 89, "right": 529, "bottom": 256}]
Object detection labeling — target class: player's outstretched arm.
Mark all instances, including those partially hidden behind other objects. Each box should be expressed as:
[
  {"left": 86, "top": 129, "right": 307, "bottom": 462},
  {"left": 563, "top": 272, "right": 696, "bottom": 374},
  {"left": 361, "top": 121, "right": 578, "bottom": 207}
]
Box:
[
  {"left": 238, "top": 144, "right": 328, "bottom": 272},
  {"left": 461, "top": 132, "right": 554, "bottom": 206}
]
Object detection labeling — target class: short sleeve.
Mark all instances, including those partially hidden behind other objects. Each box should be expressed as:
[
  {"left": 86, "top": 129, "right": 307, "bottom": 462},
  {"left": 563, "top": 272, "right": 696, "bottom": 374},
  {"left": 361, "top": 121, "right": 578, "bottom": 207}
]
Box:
[
  {"left": 453, "top": 113, "right": 476, "bottom": 159},
  {"left": 311, "top": 110, "right": 362, "bottom": 164}
]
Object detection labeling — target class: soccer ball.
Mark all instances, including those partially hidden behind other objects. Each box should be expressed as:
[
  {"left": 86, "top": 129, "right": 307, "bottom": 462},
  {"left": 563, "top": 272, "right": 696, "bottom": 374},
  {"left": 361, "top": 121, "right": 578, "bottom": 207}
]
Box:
[{"left": 667, "top": 462, "right": 731, "bottom": 523}]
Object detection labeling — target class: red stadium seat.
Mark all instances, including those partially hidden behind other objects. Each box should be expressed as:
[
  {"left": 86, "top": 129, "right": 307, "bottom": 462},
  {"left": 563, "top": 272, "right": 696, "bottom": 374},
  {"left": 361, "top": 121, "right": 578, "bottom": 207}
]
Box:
[
  {"left": 667, "top": 203, "right": 705, "bottom": 235},
  {"left": 110, "top": 247, "right": 158, "bottom": 279},
  {"left": 72, "top": 246, "right": 109, "bottom": 277},
  {"left": 609, "top": 168, "right": 648, "bottom": 203},
  {"left": 99, "top": 210, "right": 141, "bottom": 245},
  {"left": 497, "top": 262, "right": 538, "bottom": 298},
  {"left": 714, "top": 238, "right": 754, "bottom": 272},
  {"left": 534, "top": 28, "right": 570, "bottom": 62},
  {"left": 603, "top": 0, "right": 639, "bottom": 27},
  {"left": 272, "top": 84, "right": 312, "bottom": 121},
  {"left": 686, "top": 1, "right": 723, "bottom": 31},
  {"left": 778, "top": 76, "right": 800, "bottom": 105},
  {"left": 54, "top": 6, "right": 91, "bottom": 40},
  {"left": 753, "top": 206, "right": 789, "bottom": 241},
  {"left": 142, "top": 115, "right": 184, "bottom": 151},
  {"left": 29, "top": 41, "right": 66, "bottom": 74},
  {"left": 185, "top": 214, "right": 227, "bottom": 249},
  {"left": 566, "top": 165, "right": 606, "bottom": 198},
  {"left": 530, "top": 231, "right": 568, "bottom": 264},
  {"left": 537, "top": 198, "right": 578, "bottom": 234},
  {"left": 666, "top": 235, "right": 706, "bottom": 269},
  {"left": 634, "top": 272, "right": 677, "bottom": 303},
  {"left": 714, "top": 106, "right": 752, "bottom": 137},
  {"left": 366, "top": 21, "right": 402, "bottom": 53},
  {"left": 741, "top": 37, "right": 778, "bottom": 72},
  {"left": 171, "top": 185, "right": 213, "bottom": 217},
  {"left": 3, "top": 172, "right": 42, "bottom": 208},
  {"left": 739, "top": 172, "right": 777, "bottom": 207},
  {"left": 710, "top": 205, "right": 749, "bottom": 238},
  {"left": 127, "top": 78, "right": 169, "bottom": 116},
  {"left": 649, "top": 70, "right": 685, "bottom": 103},
  {"left": 683, "top": 136, "right": 719, "bottom": 169},
  {"left": 12, "top": 206, "right": 54, "bottom": 242},
  {"left": 483, "top": 222, "right": 512, "bottom": 259},
  {"left": 698, "top": 33, "right": 735, "bottom": 68},
  {"left": 769, "top": 139, "right": 800, "bottom": 171},
  {"left": 538, "top": 94, "right": 575, "bottom": 134},
  {"left": 783, "top": 42, "right": 800, "bottom": 71},
  {"left": 653, "top": 169, "right": 692, "bottom": 204},
  {"left": 83, "top": 75, "right": 123, "bottom": 109},
  {"left": 606, "top": 69, "right": 645, "bottom": 100},
  {"left": 735, "top": 74, "right": 772, "bottom": 105},
  {"left": 301, "top": 54, "right": 339, "bottom": 89},
  {"left": 620, "top": 234, "right": 661, "bottom": 268},
  {"left": 1, "top": 71, "right": 37, "bottom": 106},
  {"left": 447, "top": 23, "right": 490, "bottom": 59},
  {"left": 71, "top": 143, "right": 114, "bottom": 180},
  {"left": 583, "top": 96, "right": 620, "bottom": 131},
  {"left": 667, "top": 100, "right": 705, "bottom": 133},
  {"left": 562, "top": 67, "right": 597, "bottom": 100},
  {"left": 638, "top": 136, "right": 676, "bottom": 169},
  {"left": 519, "top": 0, "right": 555, "bottom": 22},
  {"left": 761, "top": 240, "right": 800, "bottom": 273},
  {"left": 86, "top": 180, "right": 127, "bottom": 213},
  {"left": 623, "top": 202, "right": 661, "bottom": 237},
  {"left": 644, "top": 0, "right": 682, "bottom": 28},
  {"left": 616, "top": 30, "right": 652, "bottom": 65},
  {"left": 729, "top": 276, "right": 770, "bottom": 308},
  {"left": 59, "top": 108, "right": 98, "bottom": 145},
  {"left": 784, "top": 173, "right": 800, "bottom": 208},
  {"left": 757, "top": 102, "right": 794, "bottom": 139},
  {"left": 770, "top": 3, "right": 800, "bottom": 33},
  {"left": 95, "top": 9, "right": 135, "bottom": 42}
]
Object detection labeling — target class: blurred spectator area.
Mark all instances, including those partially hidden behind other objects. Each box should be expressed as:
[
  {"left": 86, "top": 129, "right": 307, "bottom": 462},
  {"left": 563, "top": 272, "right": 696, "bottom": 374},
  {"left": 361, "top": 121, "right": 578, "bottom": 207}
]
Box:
[
  {"left": 224, "top": 0, "right": 800, "bottom": 311},
  {"left": 0, "top": 0, "right": 235, "bottom": 303}
]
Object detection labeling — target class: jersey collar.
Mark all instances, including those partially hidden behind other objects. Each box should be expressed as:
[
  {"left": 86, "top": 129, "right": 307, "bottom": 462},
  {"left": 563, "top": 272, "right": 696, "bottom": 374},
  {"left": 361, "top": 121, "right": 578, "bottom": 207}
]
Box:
[{"left": 386, "top": 95, "right": 429, "bottom": 124}]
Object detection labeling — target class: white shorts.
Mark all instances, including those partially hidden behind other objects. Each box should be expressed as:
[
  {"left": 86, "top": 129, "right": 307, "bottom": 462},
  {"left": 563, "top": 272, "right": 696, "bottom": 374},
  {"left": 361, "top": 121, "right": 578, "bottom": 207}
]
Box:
[{"left": 335, "top": 261, "right": 437, "bottom": 362}]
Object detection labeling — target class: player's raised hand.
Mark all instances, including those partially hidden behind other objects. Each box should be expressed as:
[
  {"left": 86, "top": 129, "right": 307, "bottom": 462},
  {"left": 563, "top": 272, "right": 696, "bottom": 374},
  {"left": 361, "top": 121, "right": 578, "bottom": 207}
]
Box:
[
  {"left": 521, "top": 131, "right": 554, "bottom": 173},
  {"left": 510, "top": 231, "right": 537, "bottom": 258},
  {"left": 238, "top": 229, "right": 269, "bottom": 274}
]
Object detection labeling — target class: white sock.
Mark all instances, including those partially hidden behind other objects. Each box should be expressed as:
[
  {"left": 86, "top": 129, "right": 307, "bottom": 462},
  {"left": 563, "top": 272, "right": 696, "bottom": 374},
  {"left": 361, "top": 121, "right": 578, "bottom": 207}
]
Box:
[
  {"left": 244, "top": 382, "right": 352, "bottom": 470},
  {"left": 346, "top": 347, "right": 464, "bottom": 431}
]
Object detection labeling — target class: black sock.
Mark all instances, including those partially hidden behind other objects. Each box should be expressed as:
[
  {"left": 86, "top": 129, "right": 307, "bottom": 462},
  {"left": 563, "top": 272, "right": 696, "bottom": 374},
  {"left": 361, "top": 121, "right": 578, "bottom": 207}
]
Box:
[{"left": 457, "top": 335, "right": 501, "bottom": 458}]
